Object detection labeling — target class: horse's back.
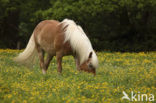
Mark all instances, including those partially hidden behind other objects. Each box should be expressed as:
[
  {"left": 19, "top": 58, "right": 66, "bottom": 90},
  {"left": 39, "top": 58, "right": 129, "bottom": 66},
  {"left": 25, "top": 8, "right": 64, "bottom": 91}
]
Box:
[{"left": 34, "top": 20, "right": 59, "bottom": 38}]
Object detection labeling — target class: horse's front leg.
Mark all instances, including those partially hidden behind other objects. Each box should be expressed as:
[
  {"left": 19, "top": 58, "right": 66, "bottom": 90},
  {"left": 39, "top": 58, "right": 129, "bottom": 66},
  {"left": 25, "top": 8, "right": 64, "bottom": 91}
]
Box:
[
  {"left": 56, "top": 52, "right": 63, "bottom": 73},
  {"left": 75, "top": 57, "right": 80, "bottom": 71}
]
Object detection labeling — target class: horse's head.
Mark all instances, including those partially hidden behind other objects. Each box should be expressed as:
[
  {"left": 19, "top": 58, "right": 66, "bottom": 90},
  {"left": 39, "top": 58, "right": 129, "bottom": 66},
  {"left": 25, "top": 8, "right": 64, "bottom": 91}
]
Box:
[{"left": 79, "top": 52, "right": 97, "bottom": 75}]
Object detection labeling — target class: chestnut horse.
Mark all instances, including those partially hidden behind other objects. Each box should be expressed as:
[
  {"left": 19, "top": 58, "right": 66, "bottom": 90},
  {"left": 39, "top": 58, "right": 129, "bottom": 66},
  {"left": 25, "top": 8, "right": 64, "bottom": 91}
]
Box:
[{"left": 14, "top": 19, "right": 98, "bottom": 75}]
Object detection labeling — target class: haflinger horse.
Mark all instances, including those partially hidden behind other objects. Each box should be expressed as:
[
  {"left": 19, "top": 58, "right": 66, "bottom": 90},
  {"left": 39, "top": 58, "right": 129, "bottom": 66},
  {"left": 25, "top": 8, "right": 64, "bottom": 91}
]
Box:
[{"left": 14, "top": 19, "right": 98, "bottom": 75}]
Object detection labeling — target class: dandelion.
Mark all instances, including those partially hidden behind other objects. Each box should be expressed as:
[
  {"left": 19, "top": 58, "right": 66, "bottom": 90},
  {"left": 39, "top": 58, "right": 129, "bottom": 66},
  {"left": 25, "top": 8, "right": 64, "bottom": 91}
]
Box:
[{"left": 0, "top": 50, "right": 155, "bottom": 103}]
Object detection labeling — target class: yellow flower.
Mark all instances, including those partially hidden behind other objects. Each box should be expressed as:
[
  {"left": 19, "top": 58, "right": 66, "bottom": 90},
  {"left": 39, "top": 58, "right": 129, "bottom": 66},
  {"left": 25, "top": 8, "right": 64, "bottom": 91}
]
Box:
[{"left": 23, "top": 100, "right": 27, "bottom": 103}]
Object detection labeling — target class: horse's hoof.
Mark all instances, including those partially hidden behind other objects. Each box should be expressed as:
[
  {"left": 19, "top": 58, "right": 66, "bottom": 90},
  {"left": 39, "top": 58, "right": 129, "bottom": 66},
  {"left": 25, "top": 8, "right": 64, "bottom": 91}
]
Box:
[{"left": 42, "top": 69, "right": 47, "bottom": 74}]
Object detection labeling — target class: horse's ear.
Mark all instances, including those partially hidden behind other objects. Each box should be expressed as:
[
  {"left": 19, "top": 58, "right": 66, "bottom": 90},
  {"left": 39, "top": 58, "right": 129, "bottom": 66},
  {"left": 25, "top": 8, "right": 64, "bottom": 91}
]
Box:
[
  {"left": 88, "top": 52, "right": 92, "bottom": 59},
  {"left": 63, "top": 24, "right": 69, "bottom": 31},
  {"left": 58, "top": 23, "right": 68, "bottom": 31}
]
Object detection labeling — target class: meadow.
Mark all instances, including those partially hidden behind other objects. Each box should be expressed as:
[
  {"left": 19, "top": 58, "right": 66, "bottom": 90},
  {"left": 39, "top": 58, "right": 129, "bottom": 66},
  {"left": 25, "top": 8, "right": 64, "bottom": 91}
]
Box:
[{"left": 0, "top": 49, "right": 155, "bottom": 103}]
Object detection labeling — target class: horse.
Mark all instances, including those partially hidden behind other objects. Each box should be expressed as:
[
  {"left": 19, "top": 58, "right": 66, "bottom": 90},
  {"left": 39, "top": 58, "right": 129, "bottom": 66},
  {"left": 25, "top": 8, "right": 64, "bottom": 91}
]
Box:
[{"left": 14, "top": 19, "right": 98, "bottom": 75}]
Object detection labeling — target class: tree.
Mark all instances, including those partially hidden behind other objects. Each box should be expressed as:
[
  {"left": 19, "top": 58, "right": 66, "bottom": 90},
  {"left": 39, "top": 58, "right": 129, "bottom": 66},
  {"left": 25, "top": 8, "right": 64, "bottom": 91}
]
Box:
[{"left": 0, "top": 0, "right": 156, "bottom": 51}]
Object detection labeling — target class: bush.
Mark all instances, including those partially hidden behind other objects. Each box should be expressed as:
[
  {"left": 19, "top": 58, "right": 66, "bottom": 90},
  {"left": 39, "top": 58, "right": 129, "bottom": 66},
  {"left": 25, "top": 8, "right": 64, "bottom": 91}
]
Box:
[{"left": 0, "top": 0, "right": 156, "bottom": 51}]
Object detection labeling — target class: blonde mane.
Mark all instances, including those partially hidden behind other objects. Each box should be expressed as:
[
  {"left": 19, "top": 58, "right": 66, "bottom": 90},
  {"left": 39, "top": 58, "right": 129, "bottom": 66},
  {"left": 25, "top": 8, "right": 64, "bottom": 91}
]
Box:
[{"left": 61, "top": 19, "right": 98, "bottom": 68}]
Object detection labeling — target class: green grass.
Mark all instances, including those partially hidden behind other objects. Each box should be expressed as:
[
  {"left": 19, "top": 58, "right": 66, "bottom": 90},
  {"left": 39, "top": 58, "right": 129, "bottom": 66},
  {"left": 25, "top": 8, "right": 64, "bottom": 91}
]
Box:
[{"left": 0, "top": 49, "right": 155, "bottom": 103}]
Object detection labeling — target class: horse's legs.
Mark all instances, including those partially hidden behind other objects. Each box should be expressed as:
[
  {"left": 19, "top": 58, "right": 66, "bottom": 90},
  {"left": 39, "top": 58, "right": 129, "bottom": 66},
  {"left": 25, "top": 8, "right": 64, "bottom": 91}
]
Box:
[
  {"left": 36, "top": 47, "right": 46, "bottom": 74},
  {"left": 75, "top": 57, "right": 80, "bottom": 70},
  {"left": 56, "top": 52, "right": 63, "bottom": 73},
  {"left": 45, "top": 54, "right": 53, "bottom": 70}
]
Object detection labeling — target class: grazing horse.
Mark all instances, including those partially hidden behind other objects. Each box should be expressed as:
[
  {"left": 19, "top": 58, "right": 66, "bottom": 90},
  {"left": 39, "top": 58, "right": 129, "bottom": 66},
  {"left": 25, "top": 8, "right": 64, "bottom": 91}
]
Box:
[{"left": 14, "top": 19, "right": 98, "bottom": 75}]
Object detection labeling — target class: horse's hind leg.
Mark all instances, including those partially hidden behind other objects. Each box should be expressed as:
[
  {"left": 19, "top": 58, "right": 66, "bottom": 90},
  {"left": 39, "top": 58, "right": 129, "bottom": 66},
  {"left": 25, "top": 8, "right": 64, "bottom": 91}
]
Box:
[
  {"left": 45, "top": 54, "right": 53, "bottom": 71},
  {"left": 36, "top": 46, "right": 46, "bottom": 74}
]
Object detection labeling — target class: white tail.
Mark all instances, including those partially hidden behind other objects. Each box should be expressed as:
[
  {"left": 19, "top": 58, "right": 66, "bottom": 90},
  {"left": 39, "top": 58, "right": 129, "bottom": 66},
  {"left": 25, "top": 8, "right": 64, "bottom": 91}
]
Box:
[{"left": 14, "top": 33, "right": 37, "bottom": 66}]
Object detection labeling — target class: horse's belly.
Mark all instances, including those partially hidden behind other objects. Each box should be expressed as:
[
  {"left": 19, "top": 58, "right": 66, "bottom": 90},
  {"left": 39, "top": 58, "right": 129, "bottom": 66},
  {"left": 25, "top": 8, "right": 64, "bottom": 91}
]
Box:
[
  {"left": 39, "top": 40, "right": 72, "bottom": 56},
  {"left": 42, "top": 44, "right": 56, "bottom": 55},
  {"left": 62, "top": 42, "right": 73, "bottom": 55}
]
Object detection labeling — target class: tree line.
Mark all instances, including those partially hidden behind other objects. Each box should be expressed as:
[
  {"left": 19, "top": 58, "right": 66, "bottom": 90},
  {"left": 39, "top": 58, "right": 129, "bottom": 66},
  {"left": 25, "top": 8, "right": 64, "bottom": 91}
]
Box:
[{"left": 0, "top": 0, "right": 156, "bottom": 51}]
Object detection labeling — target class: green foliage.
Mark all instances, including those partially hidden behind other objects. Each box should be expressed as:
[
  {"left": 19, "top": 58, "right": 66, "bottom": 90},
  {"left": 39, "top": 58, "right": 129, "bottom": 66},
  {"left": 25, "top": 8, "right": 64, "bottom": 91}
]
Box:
[{"left": 0, "top": 0, "right": 156, "bottom": 51}]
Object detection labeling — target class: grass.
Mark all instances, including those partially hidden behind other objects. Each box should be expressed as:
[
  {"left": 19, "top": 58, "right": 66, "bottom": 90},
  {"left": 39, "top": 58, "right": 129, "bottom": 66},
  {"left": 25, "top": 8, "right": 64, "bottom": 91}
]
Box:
[{"left": 0, "top": 49, "right": 155, "bottom": 103}]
